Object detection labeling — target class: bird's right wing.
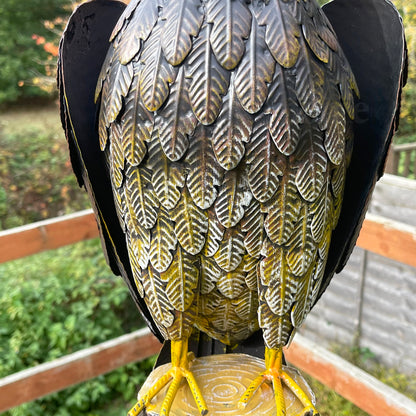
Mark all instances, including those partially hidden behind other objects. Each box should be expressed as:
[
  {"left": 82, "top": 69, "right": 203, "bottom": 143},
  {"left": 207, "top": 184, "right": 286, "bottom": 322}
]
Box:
[
  {"left": 317, "top": 0, "right": 408, "bottom": 302},
  {"left": 58, "top": 0, "right": 163, "bottom": 341}
]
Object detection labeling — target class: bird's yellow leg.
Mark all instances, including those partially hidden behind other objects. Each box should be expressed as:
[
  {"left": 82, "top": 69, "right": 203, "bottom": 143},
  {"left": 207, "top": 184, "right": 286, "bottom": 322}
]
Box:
[
  {"left": 127, "top": 339, "right": 208, "bottom": 416},
  {"left": 238, "top": 347, "right": 319, "bottom": 416}
]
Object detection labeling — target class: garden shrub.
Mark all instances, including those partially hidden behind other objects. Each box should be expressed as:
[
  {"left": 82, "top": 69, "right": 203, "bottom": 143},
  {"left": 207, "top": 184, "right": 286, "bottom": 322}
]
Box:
[
  {"left": 0, "top": 240, "right": 155, "bottom": 416},
  {"left": 0, "top": 126, "right": 89, "bottom": 229},
  {"left": 0, "top": 0, "right": 71, "bottom": 104}
]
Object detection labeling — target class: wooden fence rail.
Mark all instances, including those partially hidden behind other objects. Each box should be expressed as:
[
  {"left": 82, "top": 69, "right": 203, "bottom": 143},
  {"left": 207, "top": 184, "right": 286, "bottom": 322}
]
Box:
[
  {"left": 0, "top": 329, "right": 160, "bottom": 413},
  {"left": 386, "top": 142, "right": 416, "bottom": 178},
  {"left": 1, "top": 210, "right": 416, "bottom": 415}
]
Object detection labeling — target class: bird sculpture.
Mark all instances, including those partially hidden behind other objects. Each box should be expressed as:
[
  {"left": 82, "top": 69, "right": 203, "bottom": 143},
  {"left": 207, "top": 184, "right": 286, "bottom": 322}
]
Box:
[{"left": 58, "top": 0, "right": 407, "bottom": 415}]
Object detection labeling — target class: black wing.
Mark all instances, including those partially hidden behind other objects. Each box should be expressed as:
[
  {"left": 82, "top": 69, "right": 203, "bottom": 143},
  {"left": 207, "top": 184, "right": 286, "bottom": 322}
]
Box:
[
  {"left": 58, "top": 0, "right": 163, "bottom": 341},
  {"left": 317, "top": 0, "right": 408, "bottom": 302}
]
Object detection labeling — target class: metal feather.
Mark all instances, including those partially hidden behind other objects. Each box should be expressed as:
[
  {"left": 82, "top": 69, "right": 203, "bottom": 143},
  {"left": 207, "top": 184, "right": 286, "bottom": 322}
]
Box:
[
  {"left": 318, "top": 77, "right": 346, "bottom": 165},
  {"left": 166, "top": 305, "right": 197, "bottom": 340},
  {"left": 149, "top": 206, "right": 177, "bottom": 273},
  {"left": 215, "top": 169, "right": 252, "bottom": 228},
  {"left": 295, "top": 124, "right": 327, "bottom": 202},
  {"left": 214, "top": 225, "right": 245, "bottom": 272},
  {"left": 95, "top": 43, "right": 116, "bottom": 103},
  {"left": 140, "top": 24, "right": 178, "bottom": 112},
  {"left": 301, "top": 11, "right": 330, "bottom": 64},
  {"left": 104, "top": 60, "right": 134, "bottom": 127},
  {"left": 259, "top": 242, "right": 283, "bottom": 286},
  {"left": 255, "top": 0, "right": 300, "bottom": 68},
  {"left": 156, "top": 67, "right": 197, "bottom": 161},
  {"left": 128, "top": 223, "right": 151, "bottom": 269},
  {"left": 121, "top": 72, "right": 151, "bottom": 166},
  {"left": 130, "top": 253, "right": 144, "bottom": 298},
  {"left": 295, "top": 36, "right": 324, "bottom": 118},
  {"left": 234, "top": 17, "right": 275, "bottom": 114},
  {"left": 202, "top": 209, "right": 225, "bottom": 258},
  {"left": 241, "top": 199, "right": 264, "bottom": 258},
  {"left": 186, "top": 124, "right": 223, "bottom": 210},
  {"left": 98, "top": 97, "right": 109, "bottom": 150},
  {"left": 310, "top": 179, "right": 333, "bottom": 243},
  {"left": 291, "top": 264, "right": 314, "bottom": 327},
  {"left": 262, "top": 248, "right": 298, "bottom": 316},
  {"left": 247, "top": 112, "right": 284, "bottom": 203},
  {"left": 171, "top": 187, "right": 208, "bottom": 255},
  {"left": 199, "top": 289, "right": 222, "bottom": 316},
  {"left": 313, "top": 8, "right": 339, "bottom": 52},
  {"left": 117, "top": 0, "right": 160, "bottom": 65},
  {"left": 327, "top": 51, "right": 357, "bottom": 120},
  {"left": 202, "top": 297, "right": 238, "bottom": 342},
  {"left": 109, "top": 122, "right": 124, "bottom": 189},
  {"left": 263, "top": 167, "right": 301, "bottom": 246},
  {"left": 217, "top": 264, "right": 246, "bottom": 300},
  {"left": 331, "top": 157, "right": 346, "bottom": 200},
  {"left": 266, "top": 66, "right": 303, "bottom": 156},
  {"left": 110, "top": 0, "right": 142, "bottom": 42},
  {"left": 162, "top": 248, "right": 199, "bottom": 312},
  {"left": 113, "top": 185, "right": 126, "bottom": 232},
  {"left": 285, "top": 207, "right": 317, "bottom": 277},
  {"left": 200, "top": 255, "right": 221, "bottom": 294},
  {"left": 206, "top": 0, "right": 252, "bottom": 70},
  {"left": 243, "top": 254, "right": 258, "bottom": 291},
  {"left": 233, "top": 288, "right": 258, "bottom": 322},
  {"left": 340, "top": 72, "right": 356, "bottom": 120},
  {"left": 212, "top": 76, "right": 253, "bottom": 170},
  {"left": 148, "top": 138, "right": 186, "bottom": 210},
  {"left": 125, "top": 165, "right": 159, "bottom": 230},
  {"left": 259, "top": 303, "right": 293, "bottom": 349},
  {"left": 161, "top": 0, "right": 204, "bottom": 66},
  {"left": 186, "top": 23, "right": 230, "bottom": 124},
  {"left": 143, "top": 266, "right": 175, "bottom": 328}
]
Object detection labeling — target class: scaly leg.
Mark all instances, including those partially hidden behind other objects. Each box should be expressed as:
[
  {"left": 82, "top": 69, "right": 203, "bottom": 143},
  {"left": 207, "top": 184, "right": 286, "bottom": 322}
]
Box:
[
  {"left": 128, "top": 339, "right": 208, "bottom": 416},
  {"left": 238, "top": 347, "right": 319, "bottom": 416}
]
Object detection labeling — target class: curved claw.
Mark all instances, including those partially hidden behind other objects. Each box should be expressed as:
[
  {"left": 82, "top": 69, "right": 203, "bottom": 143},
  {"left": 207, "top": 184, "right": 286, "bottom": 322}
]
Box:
[
  {"left": 238, "top": 347, "right": 319, "bottom": 416},
  {"left": 128, "top": 339, "right": 208, "bottom": 416}
]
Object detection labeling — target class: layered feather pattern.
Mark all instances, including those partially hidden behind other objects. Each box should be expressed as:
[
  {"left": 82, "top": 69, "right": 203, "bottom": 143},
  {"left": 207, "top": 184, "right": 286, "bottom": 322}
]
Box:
[{"left": 97, "top": 0, "right": 357, "bottom": 348}]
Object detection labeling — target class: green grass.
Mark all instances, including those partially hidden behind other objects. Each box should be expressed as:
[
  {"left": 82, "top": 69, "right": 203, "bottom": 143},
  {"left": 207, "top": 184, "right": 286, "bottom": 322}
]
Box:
[
  {"left": 305, "top": 376, "right": 368, "bottom": 416},
  {"left": 0, "top": 101, "right": 62, "bottom": 137},
  {"left": 334, "top": 346, "right": 416, "bottom": 402}
]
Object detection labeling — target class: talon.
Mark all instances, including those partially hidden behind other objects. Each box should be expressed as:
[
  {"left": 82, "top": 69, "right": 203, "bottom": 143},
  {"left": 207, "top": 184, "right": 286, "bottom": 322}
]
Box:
[
  {"left": 239, "top": 347, "right": 318, "bottom": 416},
  {"left": 128, "top": 397, "right": 147, "bottom": 416},
  {"left": 132, "top": 339, "right": 208, "bottom": 416}
]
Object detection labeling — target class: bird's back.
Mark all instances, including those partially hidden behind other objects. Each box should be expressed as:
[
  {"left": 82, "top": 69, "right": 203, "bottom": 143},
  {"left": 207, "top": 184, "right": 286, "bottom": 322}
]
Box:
[{"left": 96, "top": 0, "right": 357, "bottom": 349}]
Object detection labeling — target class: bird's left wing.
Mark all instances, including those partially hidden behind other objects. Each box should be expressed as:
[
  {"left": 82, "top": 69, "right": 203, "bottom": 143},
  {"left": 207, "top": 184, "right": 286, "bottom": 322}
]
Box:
[
  {"left": 316, "top": 0, "right": 408, "bottom": 302},
  {"left": 58, "top": 0, "right": 163, "bottom": 341}
]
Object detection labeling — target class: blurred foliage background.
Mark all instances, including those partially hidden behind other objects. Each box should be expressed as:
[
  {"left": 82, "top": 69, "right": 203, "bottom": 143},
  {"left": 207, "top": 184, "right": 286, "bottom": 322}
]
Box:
[
  {"left": 0, "top": 0, "right": 69, "bottom": 103},
  {"left": 0, "top": 0, "right": 415, "bottom": 415}
]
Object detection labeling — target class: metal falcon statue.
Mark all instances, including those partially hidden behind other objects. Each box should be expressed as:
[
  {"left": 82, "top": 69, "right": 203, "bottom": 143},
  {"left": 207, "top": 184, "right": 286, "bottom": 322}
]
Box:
[{"left": 58, "top": 0, "right": 406, "bottom": 415}]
